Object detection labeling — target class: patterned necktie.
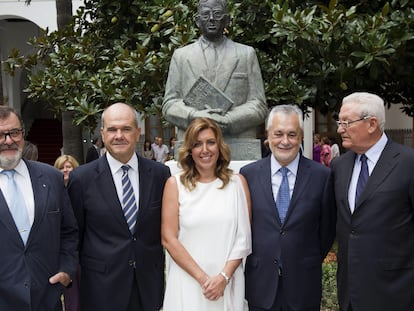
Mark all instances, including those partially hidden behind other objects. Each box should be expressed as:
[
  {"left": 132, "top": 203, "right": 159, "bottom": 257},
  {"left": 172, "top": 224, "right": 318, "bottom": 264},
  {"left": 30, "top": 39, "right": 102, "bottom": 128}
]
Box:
[
  {"left": 121, "top": 165, "right": 138, "bottom": 233},
  {"left": 276, "top": 167, "right": 290, "bottom": 223},
  {"left": 355, "top": 154, "right": 369, "bottom": 205},
  {"left": 1, "top": 169, "right": 31, "bottom": 244}
]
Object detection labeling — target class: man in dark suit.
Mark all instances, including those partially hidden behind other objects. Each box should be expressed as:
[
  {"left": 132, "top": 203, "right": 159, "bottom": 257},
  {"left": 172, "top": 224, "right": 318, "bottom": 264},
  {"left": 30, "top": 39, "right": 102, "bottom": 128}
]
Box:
[
  {"left": 85, "top": 136, "right": 100, "bottom": 163},
  {"left": 240, "top": 105, "right": 336, "bottom": 311},
  {"left": 67, "top": 103, "right": 171, "bottom": 311},
  {"left": 331, "top": 92, "right": 414, "bottom": 311},
  {"left": 0, "top": 106, "right": 78, "bottom": 311}
]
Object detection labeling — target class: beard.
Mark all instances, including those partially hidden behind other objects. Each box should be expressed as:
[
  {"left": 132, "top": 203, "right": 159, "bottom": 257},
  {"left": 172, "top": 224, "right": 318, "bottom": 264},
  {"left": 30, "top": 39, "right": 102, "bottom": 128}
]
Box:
[{"left": 0, "top": 144, "right": 23, "bottom": 170}]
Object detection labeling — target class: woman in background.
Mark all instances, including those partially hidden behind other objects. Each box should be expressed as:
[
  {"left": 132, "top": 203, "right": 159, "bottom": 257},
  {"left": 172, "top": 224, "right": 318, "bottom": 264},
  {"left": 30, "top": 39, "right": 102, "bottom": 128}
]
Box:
[
  {"left": 142, "top": 139, "right": 154, "bottom": 160},
  {"left": 54, "top": 154, "right": 80, "bottom": 311},
  {"left": 54, "top": 154, "right": 79, "bottom": 186}
]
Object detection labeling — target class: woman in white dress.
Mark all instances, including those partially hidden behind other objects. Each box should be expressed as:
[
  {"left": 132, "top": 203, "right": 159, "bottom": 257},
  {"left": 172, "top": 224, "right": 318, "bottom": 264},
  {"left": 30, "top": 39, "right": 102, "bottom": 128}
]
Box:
[{"left": 162, "top": 117, "right": 252, "bottom": 311}]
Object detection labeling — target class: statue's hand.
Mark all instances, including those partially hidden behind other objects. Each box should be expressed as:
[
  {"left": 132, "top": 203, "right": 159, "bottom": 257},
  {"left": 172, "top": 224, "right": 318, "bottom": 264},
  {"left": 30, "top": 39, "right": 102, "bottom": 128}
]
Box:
[
  {"left": 211, "top": 114, "right": 230, "bottom": 133},
  {"left": 203, "top": 105, "right": 224, "bottom": 115}
]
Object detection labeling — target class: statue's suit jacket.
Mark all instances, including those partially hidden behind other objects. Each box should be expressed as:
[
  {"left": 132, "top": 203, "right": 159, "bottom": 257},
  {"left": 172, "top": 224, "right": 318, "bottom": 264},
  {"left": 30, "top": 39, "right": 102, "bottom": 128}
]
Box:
[
  {"left": 0, "top": 160, "right": 78, "bottom": 311},
  {"left": 162, "top": 37, "right": 268, "bottom": 138},
  {"left": 240, "top": 155, "right": 336, "bottom": 310},
  {"left": 67, "top": 154, "right": 170, "bottom": 311},
  {"left": 331, "top": 140, "right": 414, "bottom": 311}
]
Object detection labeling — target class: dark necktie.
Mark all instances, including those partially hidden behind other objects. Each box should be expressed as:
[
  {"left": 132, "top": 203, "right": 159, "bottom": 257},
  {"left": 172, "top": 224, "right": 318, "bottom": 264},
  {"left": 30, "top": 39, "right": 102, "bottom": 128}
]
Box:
[
  {"left": 355, "top": 154, "right": 369, "bottom": 205},
  {"left": 276, "top": 167, "right": 290, "bottom": 223},
  {"left": 121, "top": 165, "right": 138, "bottom": 233},
  {"left": 1, "top": 169, "right": 31, "bottom": 244}
]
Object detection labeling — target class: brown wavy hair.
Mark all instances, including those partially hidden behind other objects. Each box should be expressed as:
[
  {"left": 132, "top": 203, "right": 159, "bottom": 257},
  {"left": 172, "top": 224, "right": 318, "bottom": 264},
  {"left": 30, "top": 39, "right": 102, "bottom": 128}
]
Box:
[{"left": 178, "top": 118, "right": 232, "bottom": 191}]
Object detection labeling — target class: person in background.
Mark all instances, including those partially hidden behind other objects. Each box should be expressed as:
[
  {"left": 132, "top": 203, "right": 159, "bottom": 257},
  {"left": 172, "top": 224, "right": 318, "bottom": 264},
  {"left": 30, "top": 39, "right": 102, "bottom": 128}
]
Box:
[
  {"left": 54, "top": 154, "right": 80, "bottom": 186},
  {"left": 331, "top": 92, "right": 414, "bottom": 311},
  {"left": 329, "top": 136, "right": 340, "bottom": 160},
  {"left": 85, "top": 137, "right": 101, "bottom": 163},
  {"left": 162, "top": 117, "right": 251, "bottom": 310},
  {"left": 141, "top": 139, "right": 154, "bottom": 160},
  {"left": 22, "top": 140, "right": 38, "bottom": 161},
  {"left": 320, "top": 136, "right": 332, "bottom": 167},
  {"left": 153, "top": 137, "right": 169, "bottom": 163},
  {"left": 240, "top": 105, "right": 336, "bottom": 311},
  {"left": 0, "top": 105, "right": 78, "bottom": 311},
  {"left": 67, "top": 102, "right": 170, "bottom": 311},
  {"left": 53, "top": 154, "right": 80, "bottom": 311},
  {"left": 168, "top": 136, "right": 176, "bottom": 160},
  {"left": 313, "top": 133, "right": 321, "bottom": 163}
]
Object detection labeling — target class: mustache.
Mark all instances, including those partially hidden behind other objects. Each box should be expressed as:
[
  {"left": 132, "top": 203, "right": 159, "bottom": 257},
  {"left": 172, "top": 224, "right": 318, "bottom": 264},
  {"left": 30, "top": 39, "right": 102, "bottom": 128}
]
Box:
[{"left": 0, "top": 144, "right": 19, "bottom": 151}]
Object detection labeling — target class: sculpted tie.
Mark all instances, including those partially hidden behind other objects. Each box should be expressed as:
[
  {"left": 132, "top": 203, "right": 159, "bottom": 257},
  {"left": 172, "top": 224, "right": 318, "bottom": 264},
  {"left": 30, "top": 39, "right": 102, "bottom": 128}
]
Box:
[
  {"left": 121, "top": 165, "right": 138, "bottom": 233},
  {"left": 2, "top": 170, "right": 31, "bottom": 244},
  {"left": 276, "top": 167, "right": 290, "bottom": 223},
  {"left": 355, "top": 154, "right": 369, "bottom": 205}
]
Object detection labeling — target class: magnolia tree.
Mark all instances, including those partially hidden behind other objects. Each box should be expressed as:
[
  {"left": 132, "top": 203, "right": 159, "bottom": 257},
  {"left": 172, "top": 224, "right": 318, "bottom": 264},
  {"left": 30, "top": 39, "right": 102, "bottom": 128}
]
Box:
[{"left": 5, "top": 0, "right": 414, "bottom": 134}]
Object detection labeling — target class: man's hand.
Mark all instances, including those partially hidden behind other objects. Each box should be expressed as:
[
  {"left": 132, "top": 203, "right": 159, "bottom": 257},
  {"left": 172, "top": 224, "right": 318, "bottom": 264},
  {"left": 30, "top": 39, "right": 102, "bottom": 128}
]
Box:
[{"left": 49, "top": 272, "right": 72, "bottom": 287}]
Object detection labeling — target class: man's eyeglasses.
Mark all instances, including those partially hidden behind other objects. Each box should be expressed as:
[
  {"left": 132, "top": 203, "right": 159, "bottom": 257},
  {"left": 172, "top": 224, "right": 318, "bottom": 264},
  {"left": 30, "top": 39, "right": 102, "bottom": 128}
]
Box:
[
  {"left": 0, "top": 128, "right": 24, "bottom": 143},
  {"left": 336, "top": 116, "right": 371, "bottom": 129},
  {"left": 198, "top": 10, "right": 227, "bottom": 21}
]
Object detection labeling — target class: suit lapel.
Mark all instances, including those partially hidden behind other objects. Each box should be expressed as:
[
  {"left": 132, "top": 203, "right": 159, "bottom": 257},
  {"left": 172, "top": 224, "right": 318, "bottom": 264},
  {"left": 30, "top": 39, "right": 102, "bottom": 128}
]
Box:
[
  {"left": 215, "top": 39, "right": 239, "bottom": 92},
  {"left": 96, "top": 158, "right": 129, "bottom": 231},
  {"left": 136, "top": 157, "right": 153, "bottom": 225},
  {"left": 355, "top": 141, "right": 399, "bottom": 209},
  {"left": 287, "top": 156, "right": 312, "bottom": 222},
  {"left": 258, "top": 157, "right": 281, "bottom": 222},
  {"left": 27, "top": 163, "right": 49, "bottom": 243},
  {"left": 0, "top": 190, "right": 20, "bottom": 239}
]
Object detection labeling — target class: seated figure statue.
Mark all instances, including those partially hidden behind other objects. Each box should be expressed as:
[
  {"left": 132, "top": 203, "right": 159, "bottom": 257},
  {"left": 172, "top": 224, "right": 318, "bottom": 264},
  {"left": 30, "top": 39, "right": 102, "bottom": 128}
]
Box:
[{"left": 162, "top": 0, "right": 268, "bottom": 155}]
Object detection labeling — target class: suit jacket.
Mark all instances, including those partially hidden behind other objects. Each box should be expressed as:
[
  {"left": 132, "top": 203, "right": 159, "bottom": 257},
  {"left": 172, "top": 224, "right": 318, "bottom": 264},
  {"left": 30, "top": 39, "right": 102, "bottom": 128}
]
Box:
[
  {"left": 85, "top": 145, "right": 99, "bottom": 163},
  {"left": 67, "top": 154, "right": 170, "bottom": 311},
  {"left": 0, "top": 160, "right": 78, "bottom": 311},
  {"left": 331, "top": 140, "right": 414, "bottom": 311},
  {"left": 240, "top": 155, "right": 336, "bottom": 310},
  {"left": 162, "top": 37, "right": 268, "bottom": 138}
]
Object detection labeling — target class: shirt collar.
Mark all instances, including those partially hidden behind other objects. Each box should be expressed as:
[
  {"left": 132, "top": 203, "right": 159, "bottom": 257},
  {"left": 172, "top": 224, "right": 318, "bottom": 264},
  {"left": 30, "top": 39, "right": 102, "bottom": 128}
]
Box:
[
  {"left": 270, "top": 152, "right": 300, "bottom": 176},
  {"left": 106, "top": 152, "right": 138, "bottom": 175},
  {"left": 359, "top": 132, "right": 388, "bottom": 164},
  {"left": 0, "top": 159, "right": 28, "bottom": 177},
  {"left": 199, "top": 36, "right": 226, "bottom": 50}
]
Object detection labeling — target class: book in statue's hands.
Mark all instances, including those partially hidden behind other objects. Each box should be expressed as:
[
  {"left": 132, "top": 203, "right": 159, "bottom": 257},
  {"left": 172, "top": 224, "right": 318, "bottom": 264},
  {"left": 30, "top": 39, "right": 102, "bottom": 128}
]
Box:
[{"left": 183, "top": 76, "right": 234, "bottom": 115}]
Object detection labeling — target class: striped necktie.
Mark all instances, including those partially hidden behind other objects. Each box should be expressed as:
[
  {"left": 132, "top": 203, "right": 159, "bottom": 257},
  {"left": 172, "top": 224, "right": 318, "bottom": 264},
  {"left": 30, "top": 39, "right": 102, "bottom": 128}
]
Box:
[{"left": 121, "top": 165, "right": 138, "bottom": 233}]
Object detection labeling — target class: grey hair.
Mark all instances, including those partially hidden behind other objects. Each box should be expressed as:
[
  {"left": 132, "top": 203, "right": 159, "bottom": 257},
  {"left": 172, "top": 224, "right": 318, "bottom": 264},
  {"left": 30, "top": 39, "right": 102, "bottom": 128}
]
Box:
[
  {"left": 100, "top": 103, "right": 141, "bottom": 129},
  {"left": 342, "top": 92, "right": 385, "bottom": 131},
  {"left": 266, "top": 105, "right": 304, "bottom": 132}
]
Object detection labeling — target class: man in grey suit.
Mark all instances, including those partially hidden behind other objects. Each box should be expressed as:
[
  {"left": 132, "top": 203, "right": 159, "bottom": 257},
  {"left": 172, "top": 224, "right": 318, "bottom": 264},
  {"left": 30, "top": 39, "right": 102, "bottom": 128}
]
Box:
[
  {"left": 0, "top": 106, "right": 78, "bottom": 311},
  {"left": 162, "top": 0, "right": 267, "bottom": 139},
  {"left": 67, "top": 103, "right": 171, "bottom": 311},
  {"left": 331, "top": 92, "right": 414, "bottom": 311},
  {"left": 240, "top": 105, "right": 336, "bottom": 311}
]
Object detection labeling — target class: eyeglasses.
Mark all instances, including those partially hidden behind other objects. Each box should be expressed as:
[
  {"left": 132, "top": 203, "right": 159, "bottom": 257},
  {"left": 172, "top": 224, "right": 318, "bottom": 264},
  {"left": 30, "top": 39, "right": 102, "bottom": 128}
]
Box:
[
  {"left": 0, "top": 128, "right": 24, "bottom": 143},
  {"left": 198, "top": 10, "right": 227, "bottom": 21},
  {"left": 336, "top": 116, "right": 371, "bottom": 129}
]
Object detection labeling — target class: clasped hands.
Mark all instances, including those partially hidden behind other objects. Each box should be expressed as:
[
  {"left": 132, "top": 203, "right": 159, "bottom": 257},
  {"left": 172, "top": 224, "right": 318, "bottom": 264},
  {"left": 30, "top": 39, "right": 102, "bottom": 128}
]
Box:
[
  {"left": 200, "top": 274, "right": 228, "bottom": 301},
  {"left": 191, "top": 108, "right": 230, "bottom": 132}
]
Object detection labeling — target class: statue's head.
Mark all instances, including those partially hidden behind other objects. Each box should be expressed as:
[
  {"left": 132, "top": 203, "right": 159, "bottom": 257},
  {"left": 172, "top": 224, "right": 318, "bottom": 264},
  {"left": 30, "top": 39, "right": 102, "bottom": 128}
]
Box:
[{"left": 195, "top": 0, "right": 230, "bottom": 42}]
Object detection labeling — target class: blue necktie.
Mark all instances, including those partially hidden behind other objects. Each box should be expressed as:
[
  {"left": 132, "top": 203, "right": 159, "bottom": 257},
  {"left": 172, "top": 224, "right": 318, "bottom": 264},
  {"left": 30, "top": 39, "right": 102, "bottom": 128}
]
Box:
[
  {"left": 355, "top": 154, "right": 369, "bottom": 205},
  {"left": 121, "top": 165, "right": 138, "bottom": 233},
  {"left": 2, "top": 170, "right": 31, "bottom": 244},
  {"left": 276, "top": 167, "right": 290, "bottom": 223}
]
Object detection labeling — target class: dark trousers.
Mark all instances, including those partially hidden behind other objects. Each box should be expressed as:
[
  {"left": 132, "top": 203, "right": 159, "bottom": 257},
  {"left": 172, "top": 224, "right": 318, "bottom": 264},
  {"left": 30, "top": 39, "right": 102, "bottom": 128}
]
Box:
[
  {"left": 250, "top": 276, "right": 286, "bottom": 311},
  {"left": 126, "top": 273, "right": 143, "bottom": 311}
]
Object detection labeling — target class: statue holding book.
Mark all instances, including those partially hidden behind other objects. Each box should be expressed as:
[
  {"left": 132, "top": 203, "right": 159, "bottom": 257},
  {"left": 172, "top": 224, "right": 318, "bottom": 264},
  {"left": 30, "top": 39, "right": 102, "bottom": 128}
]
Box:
[{"left": 162, "top": 0, "right": 267, "bottom": 159}]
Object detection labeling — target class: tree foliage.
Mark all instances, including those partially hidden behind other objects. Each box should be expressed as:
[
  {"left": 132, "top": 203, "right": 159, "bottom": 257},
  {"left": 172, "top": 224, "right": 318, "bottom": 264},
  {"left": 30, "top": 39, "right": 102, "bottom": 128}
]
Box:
[{"left": 4, "top": 0, "right": 414, "bottom": 131}]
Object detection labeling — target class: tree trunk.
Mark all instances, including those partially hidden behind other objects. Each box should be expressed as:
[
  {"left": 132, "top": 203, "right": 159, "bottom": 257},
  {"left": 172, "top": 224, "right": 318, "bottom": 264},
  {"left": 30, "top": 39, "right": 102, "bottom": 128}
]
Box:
[{"left": 56, "top": 0, "right": 84, "bottom": 162}]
